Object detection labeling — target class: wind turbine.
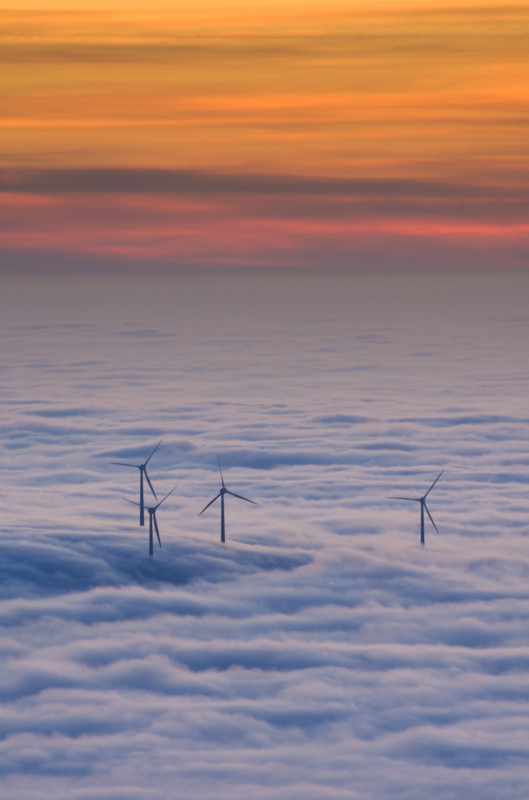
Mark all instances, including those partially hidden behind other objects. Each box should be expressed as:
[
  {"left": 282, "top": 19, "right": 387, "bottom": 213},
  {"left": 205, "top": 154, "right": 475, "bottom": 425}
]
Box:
[
  {"left": 127, "top": 487, "right": 176, "bottom": 556},
  {"left": 199, "top": 457, "right": 256, "bottom": 543},
  {"left": 112, "top": 440, "right": 161, "bottom": 526},
  {"left": 389, "top": 471, "right": 443, "bottom": 545}
]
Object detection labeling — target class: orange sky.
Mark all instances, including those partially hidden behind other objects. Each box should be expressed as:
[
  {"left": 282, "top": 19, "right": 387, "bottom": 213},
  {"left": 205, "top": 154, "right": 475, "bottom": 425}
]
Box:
[{"left": 1, "top": 0, "right": 528, "bottom": 270}]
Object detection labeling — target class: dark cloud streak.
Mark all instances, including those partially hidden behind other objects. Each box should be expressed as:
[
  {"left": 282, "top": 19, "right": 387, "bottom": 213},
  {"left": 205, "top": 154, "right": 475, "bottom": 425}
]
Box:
[{"left": 2, "top": 167, "right": 525, "bottom": 201}]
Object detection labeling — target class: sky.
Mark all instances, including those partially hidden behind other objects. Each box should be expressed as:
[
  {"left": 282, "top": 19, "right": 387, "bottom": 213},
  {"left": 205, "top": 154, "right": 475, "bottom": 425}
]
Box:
[{"left": 2, "top": 0, "right": 529, "bottom": 271}]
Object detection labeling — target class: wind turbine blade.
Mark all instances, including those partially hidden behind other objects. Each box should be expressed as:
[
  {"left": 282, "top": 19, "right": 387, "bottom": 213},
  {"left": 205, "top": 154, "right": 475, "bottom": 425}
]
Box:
[
  {"left": 144, "top": 468, "right": 158, "bottom": 500},
  {"left": 111, "top": 462, "right": 139, "bottom": 468},
  {"left": 144, "top": 440, "right": 162, "bottom": 466},
  {"left": 424, "top": 503, "right": 439, "bottom": 534},
  {"left": 424, "top": 470, "right": 444, "bottom": 498},
  {"left": 226, "top": 490, "right": 256, "bottom": 505},
  {"left": 216, "top": 455, "right": 225, "bottom": 486},
  {"left": 125, "top": 499, "right": 141, "bottom": 507},
  {"left": 154, "top": 514, "right": 162, "bottom": 548},
  {"left": 387, "top": 496, "right": 418, "bottom": 501},
  {"left": 199, "top": 493, "right": 221, "bottom": 515},
  {"left": 155, "top": 486, "right": 176, "bottom": 509}
]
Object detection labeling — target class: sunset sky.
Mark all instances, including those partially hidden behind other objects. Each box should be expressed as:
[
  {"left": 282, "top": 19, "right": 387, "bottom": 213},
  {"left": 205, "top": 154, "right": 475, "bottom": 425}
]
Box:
[{"left": 2, "top": 0, "right": 529, "bottom": 270}]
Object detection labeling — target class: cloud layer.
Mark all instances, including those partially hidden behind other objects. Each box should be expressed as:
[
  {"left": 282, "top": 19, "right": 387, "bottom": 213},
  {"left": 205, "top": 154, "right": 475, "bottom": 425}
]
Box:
[{"left": 1, "top": 271, "right": 529, "bottom": 798}]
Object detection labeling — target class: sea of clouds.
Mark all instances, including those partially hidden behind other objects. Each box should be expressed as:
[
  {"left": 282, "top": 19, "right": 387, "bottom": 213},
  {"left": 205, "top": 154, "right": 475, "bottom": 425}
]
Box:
[{"left": 1, "top": 269, "right": 529, "bottom": 799}]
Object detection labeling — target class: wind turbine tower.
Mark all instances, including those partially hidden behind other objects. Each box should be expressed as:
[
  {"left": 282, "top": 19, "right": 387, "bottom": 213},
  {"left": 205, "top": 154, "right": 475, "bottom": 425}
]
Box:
[
  {"left": 112, "top": 440, "right": 161, "bottom": 526},
  {"left": 389, "top": 471, "right": 443, "bottom": 545},
  {"left": 199, "top": 457, "right": 256, "bottom": 543},
  {"left": 128, "top": 487, "right": 176, "bottom": 556}
]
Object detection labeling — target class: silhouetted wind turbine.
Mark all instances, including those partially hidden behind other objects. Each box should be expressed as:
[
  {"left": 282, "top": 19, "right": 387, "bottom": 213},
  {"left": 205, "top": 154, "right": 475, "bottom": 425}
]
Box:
[
  {"left": 112, "top": 440, "right": 161, "bottom": 526},
  {"left": 199, "top": 457, "right": 256, "bottom": 543},
  {"left": 127, "top": 486, "right": 176, "bottom": 556},
  {"left": 389, "top": 471, "right": 443, "bottom": 545}
]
